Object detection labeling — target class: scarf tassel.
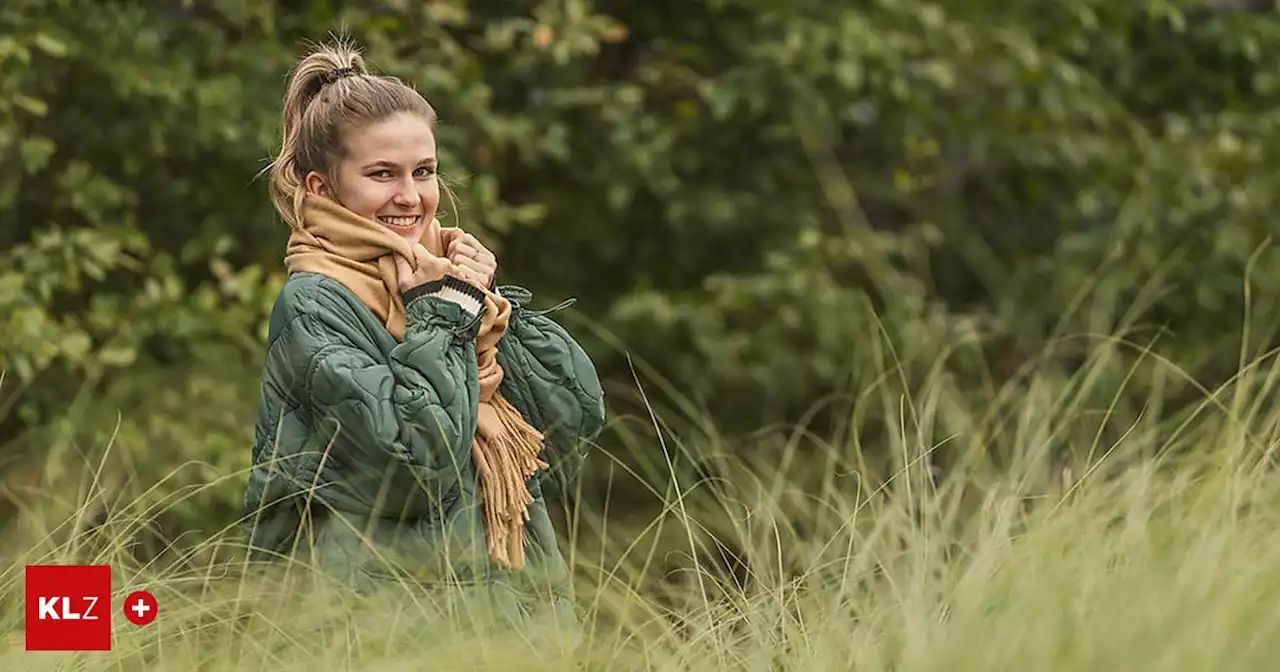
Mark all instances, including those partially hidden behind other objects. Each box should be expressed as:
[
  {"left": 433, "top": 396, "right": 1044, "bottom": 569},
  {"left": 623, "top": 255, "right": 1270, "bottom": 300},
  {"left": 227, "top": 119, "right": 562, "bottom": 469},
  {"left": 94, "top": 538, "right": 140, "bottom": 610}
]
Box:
[{"left": 473, "top": 396, "right": 549, "bottom": 571}]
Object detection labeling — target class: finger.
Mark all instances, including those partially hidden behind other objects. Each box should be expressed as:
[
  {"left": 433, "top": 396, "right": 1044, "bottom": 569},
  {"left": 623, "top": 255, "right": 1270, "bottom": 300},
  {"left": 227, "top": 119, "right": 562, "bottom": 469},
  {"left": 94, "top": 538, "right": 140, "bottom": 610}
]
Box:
[
  {"left": 455, "top": 257, "right": 494, "bottom": 282},
  {"left": 451, "top": 265, "right": 476, "bottom": 284},
  {"left": 394, "top": 254, "right": 414, "bottom": 285},
  {"left": 449, "top": 242, "right": 479, "bottom": 261},
  {"left": 461, "top": 234, "right": 495, "bottom": 262},
  {"left": 412, "top": 244, "right": 433, "bottom": 266},
  {"left": 395, "top": 252, "right": 414, "bottom": 272},
  {"left": 446, "top": 237, "right": 470, "bottom": 257},
  {"left": 417, "top": 245, "right": 444, "bottom": 273},
  {"left": 414, "top": 246, "right": 452, "bottom": 279},
  {"left": 459, "top": 261, "right": 487, "bottom": 282},
  {"left": 440, "top": 227, "right": 464, "bottom": 250},
  {"left": 454, "top": 254, "right": 488, "bottom": 274}
]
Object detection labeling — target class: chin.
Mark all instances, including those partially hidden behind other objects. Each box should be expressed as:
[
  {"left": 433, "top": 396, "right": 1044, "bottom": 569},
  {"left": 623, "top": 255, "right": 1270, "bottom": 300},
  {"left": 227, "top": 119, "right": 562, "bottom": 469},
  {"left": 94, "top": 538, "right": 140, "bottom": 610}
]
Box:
[{"left": 393, "top": 226, "right": 425, "bottom": 242}]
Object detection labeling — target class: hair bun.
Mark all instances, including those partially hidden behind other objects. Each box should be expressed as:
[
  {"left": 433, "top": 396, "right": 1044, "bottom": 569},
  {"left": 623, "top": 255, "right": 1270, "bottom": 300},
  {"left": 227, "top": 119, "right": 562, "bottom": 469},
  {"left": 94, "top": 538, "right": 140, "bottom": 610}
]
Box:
[{"left": 320, "top": 67, "right": 357, "bottom": 85}]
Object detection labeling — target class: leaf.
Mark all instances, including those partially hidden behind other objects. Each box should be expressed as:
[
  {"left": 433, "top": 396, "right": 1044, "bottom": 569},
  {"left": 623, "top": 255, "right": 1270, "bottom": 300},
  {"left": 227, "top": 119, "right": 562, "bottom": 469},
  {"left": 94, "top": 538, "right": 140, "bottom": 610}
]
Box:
[
  {"left": 14, "top": 96, "right": 48, "bottom": 117},
  {"left": 98, "top": 344, "right": 138, "bottom": 368},
  {"left": 60, "top": 332, "right": 92, "bottom": 362},
  {"left": 20, "top": 136, "right": 56, "bottom": 172},
  {"left": 32, "top": 33, "right": 69, "bottom": 58}
]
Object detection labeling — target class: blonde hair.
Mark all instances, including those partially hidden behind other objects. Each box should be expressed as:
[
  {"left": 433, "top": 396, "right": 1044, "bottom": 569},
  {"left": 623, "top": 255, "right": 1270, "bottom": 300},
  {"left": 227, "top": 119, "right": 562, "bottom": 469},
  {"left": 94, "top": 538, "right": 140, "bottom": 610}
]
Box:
[{"left": 267, "top": 39, "right": 437, "bottom": 226}]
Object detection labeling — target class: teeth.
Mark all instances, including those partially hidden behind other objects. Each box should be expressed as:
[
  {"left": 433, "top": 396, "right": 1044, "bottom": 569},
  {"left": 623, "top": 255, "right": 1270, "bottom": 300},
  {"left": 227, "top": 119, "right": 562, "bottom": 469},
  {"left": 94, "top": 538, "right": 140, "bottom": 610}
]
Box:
[{"left": 379, "top": 215, "right": 421, "bottom": 228}]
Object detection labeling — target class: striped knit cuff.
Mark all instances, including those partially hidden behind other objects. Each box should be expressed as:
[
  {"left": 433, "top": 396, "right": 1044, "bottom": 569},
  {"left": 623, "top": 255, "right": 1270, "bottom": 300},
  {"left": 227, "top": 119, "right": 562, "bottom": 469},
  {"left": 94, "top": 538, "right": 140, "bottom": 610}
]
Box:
[{"left": 403, "top": 275, "right": 487, "bottom": 318}]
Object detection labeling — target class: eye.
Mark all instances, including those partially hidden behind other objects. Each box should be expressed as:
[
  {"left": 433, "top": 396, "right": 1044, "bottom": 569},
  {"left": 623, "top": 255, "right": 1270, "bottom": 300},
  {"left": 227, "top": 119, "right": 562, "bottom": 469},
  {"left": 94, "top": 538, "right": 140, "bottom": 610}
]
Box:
[
  {"left": 369, "top": 169, "right": 393, "bottom": 179},
  {"left": 413, "top": 165, "right": 436, "bottom": 178}
]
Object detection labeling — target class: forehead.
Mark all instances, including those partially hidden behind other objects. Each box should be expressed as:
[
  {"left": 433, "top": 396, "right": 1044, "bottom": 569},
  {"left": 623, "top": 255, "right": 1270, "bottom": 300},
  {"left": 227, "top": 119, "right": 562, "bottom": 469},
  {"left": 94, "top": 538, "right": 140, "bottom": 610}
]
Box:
[{"left": 342, "top": 113, "right": 436, "bottom": 162}]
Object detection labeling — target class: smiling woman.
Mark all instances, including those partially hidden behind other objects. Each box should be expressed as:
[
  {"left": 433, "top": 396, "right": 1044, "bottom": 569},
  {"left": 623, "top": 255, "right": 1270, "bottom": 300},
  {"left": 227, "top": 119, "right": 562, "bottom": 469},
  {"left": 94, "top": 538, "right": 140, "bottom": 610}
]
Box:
[{"left": 242, "top": 38, "right": 606, "bottom": 643}]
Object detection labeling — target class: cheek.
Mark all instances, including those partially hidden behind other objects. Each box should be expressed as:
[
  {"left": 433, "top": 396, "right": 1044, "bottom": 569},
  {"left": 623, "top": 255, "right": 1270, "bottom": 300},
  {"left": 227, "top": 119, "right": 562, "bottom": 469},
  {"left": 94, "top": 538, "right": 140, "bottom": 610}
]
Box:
[
  {"left": 419, "top": 179, "right": 440, "bottom": 212},
  {"left": 336, "top": 177, "right": 385, "bottom": 217}
]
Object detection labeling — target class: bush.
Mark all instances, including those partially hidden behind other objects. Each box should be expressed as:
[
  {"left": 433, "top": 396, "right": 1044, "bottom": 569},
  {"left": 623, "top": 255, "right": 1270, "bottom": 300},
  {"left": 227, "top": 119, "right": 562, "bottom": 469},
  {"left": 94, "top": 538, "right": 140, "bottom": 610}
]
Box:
[{"left": 3, "top": 0, "right": 1280, "bottom": 577}]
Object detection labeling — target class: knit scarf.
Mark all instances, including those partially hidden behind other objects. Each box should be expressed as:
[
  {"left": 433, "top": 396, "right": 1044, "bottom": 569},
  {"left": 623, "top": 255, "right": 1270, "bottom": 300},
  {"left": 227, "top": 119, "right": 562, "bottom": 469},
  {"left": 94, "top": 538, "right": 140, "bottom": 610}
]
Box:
[{"left": 284, "top": 192, "right": 547, "bottom": 571}]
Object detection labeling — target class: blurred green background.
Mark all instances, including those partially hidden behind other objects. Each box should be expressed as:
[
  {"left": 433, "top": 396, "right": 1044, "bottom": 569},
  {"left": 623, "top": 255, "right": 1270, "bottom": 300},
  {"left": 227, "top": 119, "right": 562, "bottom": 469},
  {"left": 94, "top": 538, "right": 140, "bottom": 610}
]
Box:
[{"left": 3, "top": 0, "right": 1280, "bottom": 565}]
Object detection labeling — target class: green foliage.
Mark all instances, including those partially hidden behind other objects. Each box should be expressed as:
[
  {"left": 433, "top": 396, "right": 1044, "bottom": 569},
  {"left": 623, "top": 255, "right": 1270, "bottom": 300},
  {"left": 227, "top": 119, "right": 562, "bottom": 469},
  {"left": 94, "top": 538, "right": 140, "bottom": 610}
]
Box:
[{"left": 3, "top": 0, "right": 1280, "bottom": 550}]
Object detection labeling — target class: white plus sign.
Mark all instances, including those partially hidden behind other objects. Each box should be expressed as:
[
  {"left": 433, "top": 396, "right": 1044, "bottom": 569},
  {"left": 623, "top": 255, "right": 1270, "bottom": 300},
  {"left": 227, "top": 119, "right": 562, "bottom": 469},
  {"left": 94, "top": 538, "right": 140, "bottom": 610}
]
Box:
[{"left": 131, "top": 599, "right": 151, "bottom": 618}]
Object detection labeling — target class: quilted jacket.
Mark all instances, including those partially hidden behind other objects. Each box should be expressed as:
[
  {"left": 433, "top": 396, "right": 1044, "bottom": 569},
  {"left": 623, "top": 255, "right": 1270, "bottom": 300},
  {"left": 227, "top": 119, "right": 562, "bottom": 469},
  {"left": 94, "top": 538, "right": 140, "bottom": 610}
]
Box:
[{"left": 240, "top": 271, "right": 605, "bottom": 620}]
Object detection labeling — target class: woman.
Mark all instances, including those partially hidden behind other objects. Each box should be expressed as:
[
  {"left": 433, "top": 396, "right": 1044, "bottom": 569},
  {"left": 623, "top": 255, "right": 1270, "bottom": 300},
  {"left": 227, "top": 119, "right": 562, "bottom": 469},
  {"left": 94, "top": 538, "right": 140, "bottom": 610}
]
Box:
[{"left": 240, "top": 41, "right": 605, "bottom": 632}]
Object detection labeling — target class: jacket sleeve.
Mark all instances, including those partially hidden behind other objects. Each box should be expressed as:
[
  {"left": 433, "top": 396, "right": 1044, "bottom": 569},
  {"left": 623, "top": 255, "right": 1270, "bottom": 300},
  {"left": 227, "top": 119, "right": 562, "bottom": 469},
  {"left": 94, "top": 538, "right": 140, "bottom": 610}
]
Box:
[
  {"left": 495, "top": 284, "right": 606, "bottom": 500},
  {"left": 275, "top": 277, "right": 488, "bottom": 520}
]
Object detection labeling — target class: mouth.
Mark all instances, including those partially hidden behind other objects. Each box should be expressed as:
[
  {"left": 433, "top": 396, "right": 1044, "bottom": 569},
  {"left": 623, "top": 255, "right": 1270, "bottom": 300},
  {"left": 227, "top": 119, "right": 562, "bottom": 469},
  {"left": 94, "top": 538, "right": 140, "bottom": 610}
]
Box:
[{"left": 377, "top": 214, "right": 423, "bottom": 231}]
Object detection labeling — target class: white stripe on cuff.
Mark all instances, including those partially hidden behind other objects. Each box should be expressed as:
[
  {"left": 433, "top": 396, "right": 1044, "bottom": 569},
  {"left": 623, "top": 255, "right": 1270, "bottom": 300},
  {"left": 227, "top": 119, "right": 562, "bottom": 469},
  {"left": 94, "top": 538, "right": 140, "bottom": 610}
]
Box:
[{"left": 433, "top": 284, "right": 483, "bottom": 317}]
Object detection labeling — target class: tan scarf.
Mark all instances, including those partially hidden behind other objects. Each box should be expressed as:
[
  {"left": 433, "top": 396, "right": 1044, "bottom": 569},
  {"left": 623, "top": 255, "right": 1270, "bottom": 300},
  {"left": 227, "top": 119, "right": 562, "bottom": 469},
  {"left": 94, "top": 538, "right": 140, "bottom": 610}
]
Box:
[{"left": 284, "top": 192, "right": 548, "bottom": 570}]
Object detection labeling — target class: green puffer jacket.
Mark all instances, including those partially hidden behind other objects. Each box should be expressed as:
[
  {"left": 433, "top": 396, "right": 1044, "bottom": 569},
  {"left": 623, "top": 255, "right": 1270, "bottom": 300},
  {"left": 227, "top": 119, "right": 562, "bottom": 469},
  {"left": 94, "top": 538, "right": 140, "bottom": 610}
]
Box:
[{"left": 241, "top": 271, "right": 605, "bottom": 625}]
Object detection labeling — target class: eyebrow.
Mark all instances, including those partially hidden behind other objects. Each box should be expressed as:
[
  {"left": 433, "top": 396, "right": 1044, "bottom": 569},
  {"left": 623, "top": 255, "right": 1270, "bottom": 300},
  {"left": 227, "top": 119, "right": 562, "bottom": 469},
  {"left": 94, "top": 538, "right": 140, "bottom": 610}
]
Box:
[{"left": 361, "top": 158, "right": 437, "bottom": 170}]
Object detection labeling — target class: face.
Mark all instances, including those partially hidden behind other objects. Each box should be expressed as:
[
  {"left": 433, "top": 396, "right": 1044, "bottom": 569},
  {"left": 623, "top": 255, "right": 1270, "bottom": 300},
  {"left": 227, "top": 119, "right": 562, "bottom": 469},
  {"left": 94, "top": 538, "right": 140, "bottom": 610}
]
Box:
[{"left": 305, "top": 112, "right": 439, "bottom": 243}]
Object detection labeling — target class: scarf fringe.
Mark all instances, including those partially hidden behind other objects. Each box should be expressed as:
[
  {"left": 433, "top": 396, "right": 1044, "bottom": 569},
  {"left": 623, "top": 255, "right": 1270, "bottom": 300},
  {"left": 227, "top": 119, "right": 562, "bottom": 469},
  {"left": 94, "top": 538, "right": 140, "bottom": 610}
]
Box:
[{"left": 473, "top": 395, "right": 549, "bottom": 570}]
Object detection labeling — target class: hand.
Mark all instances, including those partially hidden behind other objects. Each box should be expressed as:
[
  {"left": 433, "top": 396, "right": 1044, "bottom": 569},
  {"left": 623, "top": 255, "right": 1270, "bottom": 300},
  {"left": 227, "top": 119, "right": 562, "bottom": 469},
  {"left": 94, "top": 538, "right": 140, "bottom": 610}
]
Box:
[
  {"left": 394, "top": 243, "right": 453, "bottom": 294},
  {"left": 446, "top": 232, "right": 498, "bottom": 289}
]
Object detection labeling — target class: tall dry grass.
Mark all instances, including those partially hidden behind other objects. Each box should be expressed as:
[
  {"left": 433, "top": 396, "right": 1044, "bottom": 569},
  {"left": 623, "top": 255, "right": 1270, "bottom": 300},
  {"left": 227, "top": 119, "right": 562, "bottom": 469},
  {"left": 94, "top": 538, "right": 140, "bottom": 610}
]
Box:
[{"left": 3, "top": 321, "right": 1280, "bottom": 671}]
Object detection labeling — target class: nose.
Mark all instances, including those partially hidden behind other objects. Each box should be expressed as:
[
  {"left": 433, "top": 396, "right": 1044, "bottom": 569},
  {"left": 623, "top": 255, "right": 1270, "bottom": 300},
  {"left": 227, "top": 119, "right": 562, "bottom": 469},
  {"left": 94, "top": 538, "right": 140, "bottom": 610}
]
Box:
[{"left": 392, "top": 178, "right": 416, "bottom": 206}]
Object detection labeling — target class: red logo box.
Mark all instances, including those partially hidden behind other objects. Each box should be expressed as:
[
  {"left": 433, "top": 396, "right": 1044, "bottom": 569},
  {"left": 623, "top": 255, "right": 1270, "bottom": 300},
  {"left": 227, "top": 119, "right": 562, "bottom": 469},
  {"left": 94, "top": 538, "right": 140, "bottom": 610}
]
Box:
[{"left": 25, "top": 565, "right": 112, "bottom": 651}]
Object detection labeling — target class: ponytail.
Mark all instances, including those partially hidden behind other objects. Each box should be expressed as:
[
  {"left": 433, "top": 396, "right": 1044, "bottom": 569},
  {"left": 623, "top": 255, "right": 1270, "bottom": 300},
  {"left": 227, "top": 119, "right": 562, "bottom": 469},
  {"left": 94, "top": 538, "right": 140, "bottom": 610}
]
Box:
[{"left": 267, "top": 41, "right": 368, "bottom": 226}]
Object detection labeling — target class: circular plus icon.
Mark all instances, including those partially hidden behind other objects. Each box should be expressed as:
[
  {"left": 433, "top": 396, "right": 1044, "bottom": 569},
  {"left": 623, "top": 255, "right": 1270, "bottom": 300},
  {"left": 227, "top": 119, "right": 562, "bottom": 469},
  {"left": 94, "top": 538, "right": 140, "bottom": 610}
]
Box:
[{"left": 123, "top": 590, "right": 158, "bottom": 626}]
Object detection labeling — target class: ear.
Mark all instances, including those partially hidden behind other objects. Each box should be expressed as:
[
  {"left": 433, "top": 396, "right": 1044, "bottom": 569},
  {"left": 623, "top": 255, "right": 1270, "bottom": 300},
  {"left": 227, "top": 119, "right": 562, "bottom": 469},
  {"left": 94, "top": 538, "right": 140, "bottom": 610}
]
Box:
[{"left": 303, "top": 171, "right": 332, "bottom": 198}]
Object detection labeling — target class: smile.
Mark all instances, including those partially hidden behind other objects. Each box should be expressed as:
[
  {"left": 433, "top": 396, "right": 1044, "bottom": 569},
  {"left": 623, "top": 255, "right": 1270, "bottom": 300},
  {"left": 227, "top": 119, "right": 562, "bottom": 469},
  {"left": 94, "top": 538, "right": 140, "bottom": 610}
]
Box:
[{"left": 378, "top": 215, "right": 422, "bottom": 230}]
